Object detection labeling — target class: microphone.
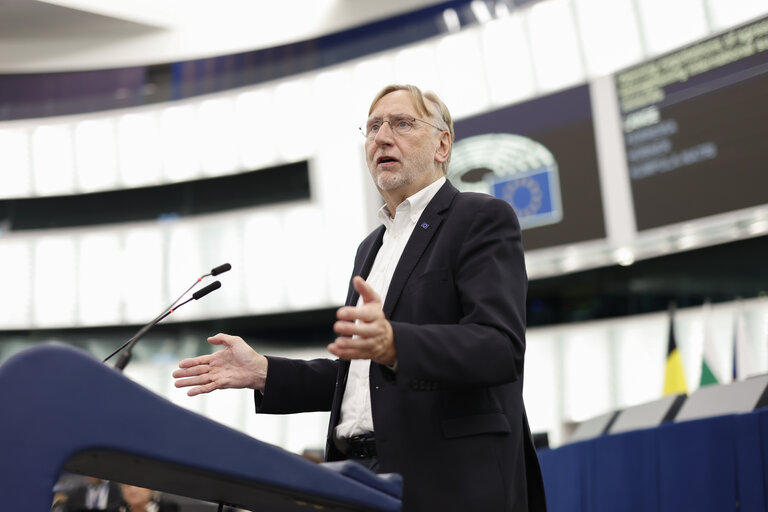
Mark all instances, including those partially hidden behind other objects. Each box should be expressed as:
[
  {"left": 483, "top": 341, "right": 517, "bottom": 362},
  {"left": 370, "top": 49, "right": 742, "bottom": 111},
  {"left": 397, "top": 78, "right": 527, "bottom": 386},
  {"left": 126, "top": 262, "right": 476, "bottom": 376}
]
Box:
[
  {"left": 104, "top": 264, "right": 231, "bottom": 371},
  {"left": 211, "top": 263, "right": 231, "bottom": 276},
  {"left": 193, "top": 280, "right": 221, "bottom": 300}
]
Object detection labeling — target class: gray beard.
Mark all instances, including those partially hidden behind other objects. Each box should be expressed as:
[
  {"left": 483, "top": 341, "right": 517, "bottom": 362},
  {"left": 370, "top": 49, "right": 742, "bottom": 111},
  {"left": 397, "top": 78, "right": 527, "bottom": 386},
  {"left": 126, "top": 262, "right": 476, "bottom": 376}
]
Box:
[{"left": 376, "top": 172, "right": 411, "bottom": 191}]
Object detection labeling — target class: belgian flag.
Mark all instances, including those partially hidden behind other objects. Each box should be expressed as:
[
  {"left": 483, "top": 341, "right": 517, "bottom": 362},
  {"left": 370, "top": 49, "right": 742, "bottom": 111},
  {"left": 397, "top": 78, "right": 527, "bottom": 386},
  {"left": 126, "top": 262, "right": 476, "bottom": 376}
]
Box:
[{"left": 664, "top": 304, "right": 688, "bottom": 395}]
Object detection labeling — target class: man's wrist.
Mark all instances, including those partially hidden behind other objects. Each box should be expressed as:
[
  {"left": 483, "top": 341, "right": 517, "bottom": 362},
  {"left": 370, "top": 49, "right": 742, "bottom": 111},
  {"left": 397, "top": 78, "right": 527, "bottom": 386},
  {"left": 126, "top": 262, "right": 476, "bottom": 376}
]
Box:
[{"left": 251, "top": 354, "right": 268, "bottom": 392}]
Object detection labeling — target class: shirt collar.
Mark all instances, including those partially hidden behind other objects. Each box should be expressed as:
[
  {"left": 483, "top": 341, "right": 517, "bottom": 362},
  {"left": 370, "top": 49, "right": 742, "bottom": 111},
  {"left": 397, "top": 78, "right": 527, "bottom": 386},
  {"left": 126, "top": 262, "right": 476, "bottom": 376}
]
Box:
[{"left": 377, "top": 177, "right": 446, "bottom": 226}]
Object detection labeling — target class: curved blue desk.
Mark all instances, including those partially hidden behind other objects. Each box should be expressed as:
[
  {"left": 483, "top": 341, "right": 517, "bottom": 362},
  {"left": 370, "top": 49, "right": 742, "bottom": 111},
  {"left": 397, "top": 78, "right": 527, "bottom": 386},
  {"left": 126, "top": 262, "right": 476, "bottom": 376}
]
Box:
[
  {"left": 0, "top": 345, "right": 402, "bottom": 511},
  {"left": 539, "top": 407, "right": 768, "bottom": 511}
]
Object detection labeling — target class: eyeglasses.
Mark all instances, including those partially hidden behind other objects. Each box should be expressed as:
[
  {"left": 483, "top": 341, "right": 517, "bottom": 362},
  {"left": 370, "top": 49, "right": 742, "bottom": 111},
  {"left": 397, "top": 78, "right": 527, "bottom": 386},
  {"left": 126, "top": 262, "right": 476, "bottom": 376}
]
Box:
[{"left": 359, "top": 115, "right": 445, "bottom": 139}]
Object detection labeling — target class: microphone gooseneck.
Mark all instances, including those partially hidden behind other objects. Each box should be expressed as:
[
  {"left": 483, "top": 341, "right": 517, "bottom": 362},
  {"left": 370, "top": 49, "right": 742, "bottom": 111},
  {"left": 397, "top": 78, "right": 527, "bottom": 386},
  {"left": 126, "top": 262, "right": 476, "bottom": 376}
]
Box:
[{"left": 104, "top": 264, "right": 230, "bottom": 371}]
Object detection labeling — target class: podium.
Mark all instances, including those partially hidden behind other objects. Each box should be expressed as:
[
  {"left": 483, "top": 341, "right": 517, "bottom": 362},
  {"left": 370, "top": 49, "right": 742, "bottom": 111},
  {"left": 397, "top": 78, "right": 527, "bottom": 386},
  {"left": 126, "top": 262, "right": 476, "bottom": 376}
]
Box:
[{"left": 0, "top": 345, "right": 402, "bottom": 511}]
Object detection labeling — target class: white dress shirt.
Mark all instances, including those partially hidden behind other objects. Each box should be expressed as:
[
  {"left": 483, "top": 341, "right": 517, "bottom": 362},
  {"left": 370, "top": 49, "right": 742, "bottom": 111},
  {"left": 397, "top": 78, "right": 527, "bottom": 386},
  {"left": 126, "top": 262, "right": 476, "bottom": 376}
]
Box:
[
  {"left": 85, "top": 480, "right": 110, "bottom": 510},
  {"left": 335, "top": 177, "right": 446, "bottom": 439}
]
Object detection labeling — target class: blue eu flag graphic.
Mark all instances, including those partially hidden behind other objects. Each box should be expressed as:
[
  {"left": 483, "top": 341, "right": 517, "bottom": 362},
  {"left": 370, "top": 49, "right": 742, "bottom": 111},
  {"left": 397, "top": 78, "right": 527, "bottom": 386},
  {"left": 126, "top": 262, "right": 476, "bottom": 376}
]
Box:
[{"left": 492, "top": 167, "right": 560, "bottom": 229}]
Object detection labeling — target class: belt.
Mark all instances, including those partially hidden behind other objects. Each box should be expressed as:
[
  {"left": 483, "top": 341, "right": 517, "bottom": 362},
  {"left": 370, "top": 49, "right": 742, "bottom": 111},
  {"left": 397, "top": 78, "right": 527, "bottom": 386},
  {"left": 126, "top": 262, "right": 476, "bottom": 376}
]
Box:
[{"left": 335, "top": 433, "right": 377, "bottom": 459}]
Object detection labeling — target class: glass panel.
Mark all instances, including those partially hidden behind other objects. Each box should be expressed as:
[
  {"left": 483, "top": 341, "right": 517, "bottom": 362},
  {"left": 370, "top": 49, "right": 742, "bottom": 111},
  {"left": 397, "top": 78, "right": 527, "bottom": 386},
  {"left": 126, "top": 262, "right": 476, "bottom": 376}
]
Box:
[
  {"left": 75, "top": 119, "right": 119, "bottom": 193},
  {"left": 575, "top": 0, "right": 644, "bottom": 75},
  {"left": 32, "top": 124, "right": 76, "bottom": 196},
  {"left": 480, "top": 13, "right": 537, "bottom": 105},
  {"left": 636, "top": 0, "right": 709, "bottom": 56},
  {"left": 527, "top": 0, "right": 586, "bottom": 91},
  {"left": 0, "top": 129, "right": 32, "bottom": 198}
]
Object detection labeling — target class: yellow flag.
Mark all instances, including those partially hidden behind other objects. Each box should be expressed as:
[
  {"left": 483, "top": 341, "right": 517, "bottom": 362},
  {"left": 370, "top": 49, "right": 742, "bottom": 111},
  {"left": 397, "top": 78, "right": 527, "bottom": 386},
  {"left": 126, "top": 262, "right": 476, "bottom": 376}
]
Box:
[{"left": 664, "top": 306, "right": 688, "bottom": 395}]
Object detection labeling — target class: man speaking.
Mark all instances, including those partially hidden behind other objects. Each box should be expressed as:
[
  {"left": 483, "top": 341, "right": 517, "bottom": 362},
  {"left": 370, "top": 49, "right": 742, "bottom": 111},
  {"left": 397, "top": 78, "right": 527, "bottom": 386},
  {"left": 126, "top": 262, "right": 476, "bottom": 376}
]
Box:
[{"left": 173, "top": 84, "right": 547, "bottom": 512}]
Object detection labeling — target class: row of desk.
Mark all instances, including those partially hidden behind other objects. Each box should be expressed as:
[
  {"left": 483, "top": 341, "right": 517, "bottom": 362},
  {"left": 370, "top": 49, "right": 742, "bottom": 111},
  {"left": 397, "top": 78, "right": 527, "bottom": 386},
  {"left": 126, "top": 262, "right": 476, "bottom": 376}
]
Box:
[{"left": 538, "top": 408, "right": 768, "bottom": 511}]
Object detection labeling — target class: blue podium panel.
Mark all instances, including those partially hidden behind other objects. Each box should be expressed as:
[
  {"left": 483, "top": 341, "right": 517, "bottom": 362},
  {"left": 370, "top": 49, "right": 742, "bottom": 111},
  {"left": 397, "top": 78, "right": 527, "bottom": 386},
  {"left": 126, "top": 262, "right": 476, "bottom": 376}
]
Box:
[
  {"left": 541, "top": 409, "right": 768, "bottom": 511},
  {"left": 760, "top": 410, "right": 768, "bottom": 510},
  {"left": 539, "top": 444, "right": 588, "bottom": 512},
  {"left": 735, "top": 411, "right": 767, "bottom": 511},
  {"left": 590, "top": 429, "right": 660, "bottom": 512},
  {"left": 0, "top": 345, "right": 402, "bottom": 512},
  {"left": 656, "top": 415, "right": 737, "bottom": 512}
]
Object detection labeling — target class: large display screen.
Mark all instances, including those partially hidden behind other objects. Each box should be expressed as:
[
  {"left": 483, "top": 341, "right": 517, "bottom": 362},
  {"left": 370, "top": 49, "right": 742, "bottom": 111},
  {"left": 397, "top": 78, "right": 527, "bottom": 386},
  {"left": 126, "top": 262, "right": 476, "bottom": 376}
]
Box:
[
  {"left": 616, "top": 15, "right": 768, "bottom": 230},
  {"left": 450, "top": 84, "right": 605, "bottom": 250}
]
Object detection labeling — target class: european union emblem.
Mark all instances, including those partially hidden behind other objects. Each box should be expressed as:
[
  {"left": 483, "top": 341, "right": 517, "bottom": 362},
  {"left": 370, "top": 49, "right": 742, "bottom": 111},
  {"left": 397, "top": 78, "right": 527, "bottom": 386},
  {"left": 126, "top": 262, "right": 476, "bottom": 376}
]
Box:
[{"left": 492, "top": 167, "right": 562, "bottom": 229}]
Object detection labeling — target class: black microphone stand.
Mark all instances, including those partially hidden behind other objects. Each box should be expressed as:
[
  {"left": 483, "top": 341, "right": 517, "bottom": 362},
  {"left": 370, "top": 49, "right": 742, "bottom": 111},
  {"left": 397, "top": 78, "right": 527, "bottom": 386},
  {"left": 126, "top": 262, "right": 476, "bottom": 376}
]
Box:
[{"left": 104, "top": 264, "right": 229, "bottom": 371}]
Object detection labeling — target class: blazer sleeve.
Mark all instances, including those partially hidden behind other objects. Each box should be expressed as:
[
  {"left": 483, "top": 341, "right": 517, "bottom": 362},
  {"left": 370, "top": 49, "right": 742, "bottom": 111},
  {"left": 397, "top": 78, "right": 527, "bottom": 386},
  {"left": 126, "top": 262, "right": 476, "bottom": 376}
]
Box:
[
  {"left": 391, "top": 197, "right": 527, "bottom": 388},
  {"left": 255, "top": 356, "right": 339, "bottom": 414}
]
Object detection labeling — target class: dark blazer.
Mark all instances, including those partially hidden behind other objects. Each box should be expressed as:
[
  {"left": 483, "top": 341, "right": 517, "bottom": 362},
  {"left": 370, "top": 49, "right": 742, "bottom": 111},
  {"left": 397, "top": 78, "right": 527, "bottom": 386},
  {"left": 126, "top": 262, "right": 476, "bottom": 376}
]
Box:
[{"left": 258, "top": 181, "right": 546, "bottom": 511}]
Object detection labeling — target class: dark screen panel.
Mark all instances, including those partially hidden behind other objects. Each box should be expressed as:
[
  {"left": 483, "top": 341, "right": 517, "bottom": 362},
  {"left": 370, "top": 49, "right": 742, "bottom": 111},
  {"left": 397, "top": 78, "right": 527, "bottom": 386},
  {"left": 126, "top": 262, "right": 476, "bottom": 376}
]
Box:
[
  {"left": 616, "top": 15, "right": 768, "bottom": 230},
  {"left": 0, "top": 161, "right": 310, "bottom": 231},
  {"left": 451, "top": 84, "right": 605, "bottom": 250}
]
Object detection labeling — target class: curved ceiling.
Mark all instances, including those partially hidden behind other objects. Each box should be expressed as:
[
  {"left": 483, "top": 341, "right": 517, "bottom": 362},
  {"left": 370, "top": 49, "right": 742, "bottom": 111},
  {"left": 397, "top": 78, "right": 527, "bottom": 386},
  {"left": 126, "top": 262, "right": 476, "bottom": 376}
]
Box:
[{"left": 0, "top": 0, "right": 454, "bottom": 72}]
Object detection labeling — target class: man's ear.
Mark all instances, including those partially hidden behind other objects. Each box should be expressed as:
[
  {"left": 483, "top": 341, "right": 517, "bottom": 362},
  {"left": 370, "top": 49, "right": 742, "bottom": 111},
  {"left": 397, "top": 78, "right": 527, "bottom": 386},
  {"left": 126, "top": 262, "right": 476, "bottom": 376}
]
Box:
[{"left": 434, "top": 131, "right": 451, "bottom": 165}]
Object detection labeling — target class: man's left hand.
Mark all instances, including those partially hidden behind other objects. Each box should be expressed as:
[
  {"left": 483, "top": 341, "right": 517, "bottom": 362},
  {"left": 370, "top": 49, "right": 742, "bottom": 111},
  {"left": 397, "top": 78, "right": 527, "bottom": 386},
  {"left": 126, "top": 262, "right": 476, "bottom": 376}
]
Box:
[{"left": 329, "top": 276, "right": 396, "bottom": 367}]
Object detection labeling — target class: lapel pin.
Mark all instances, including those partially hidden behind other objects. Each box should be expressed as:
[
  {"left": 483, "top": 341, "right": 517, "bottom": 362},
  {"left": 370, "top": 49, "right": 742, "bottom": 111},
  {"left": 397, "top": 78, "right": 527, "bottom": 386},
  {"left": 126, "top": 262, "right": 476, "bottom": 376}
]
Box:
[{"left": 420, "top": 222, "right": 430, "bottom": 229}]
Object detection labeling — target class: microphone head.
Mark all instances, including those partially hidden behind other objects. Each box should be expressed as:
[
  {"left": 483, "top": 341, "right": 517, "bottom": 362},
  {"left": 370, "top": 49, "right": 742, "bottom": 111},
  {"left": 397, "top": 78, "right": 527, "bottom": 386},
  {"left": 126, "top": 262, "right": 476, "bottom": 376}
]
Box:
[
  {"left": 193, "top": 280, "right": 222, "bottom": 300},
  {"left": 211, "top": 263, "right": 232, "bottom": 276}
]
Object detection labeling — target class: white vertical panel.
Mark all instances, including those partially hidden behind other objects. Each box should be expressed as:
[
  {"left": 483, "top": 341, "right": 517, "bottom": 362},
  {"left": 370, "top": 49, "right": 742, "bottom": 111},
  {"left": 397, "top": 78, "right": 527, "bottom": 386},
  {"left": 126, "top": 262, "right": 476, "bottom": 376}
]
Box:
[
  {"left": 393, "top": 43, "right": 443, "bottom": 95},
  {"left": 244, "top": 409, "right": 288, "bottom": 446},
  {"left": 166, "top": 223, "right": 203, "bottom": 322},
  {"left": 124, "top": 362, "right": 172, "bottom": 396},
  {"left": 235, "top": 88, "right": 279, "bottom": 170},
  {"left": 33, "top": 235, "right": 77, "bottom": 327},
  {"left": 574, "top": 0, "right": 644, "bottom": 75},
  {"left": 197, "top": 97, "right": 240, "bottom": 177},
  {"left": 523, "top": 334, "right": 563, "bottom": 446},
  {"left": 283, "top": 206, "right": 328, "bottom": 310},
  {"left": 122, "top": 227, "right": 165, "bottom": 323},
  {"left": 480, "top": 14, "right": 537, "bottom": 106},
  {"left": 198, "top": 219, "right": 243, "bottom": 317},
  {"left": 527, "top": 0, "right": 586, "bottom": 91},
  {"left": 284, "top": 411, "right": 331, "bottom": 454},
  {"left": 435, "top": 28, "right": 491, "bottom": 118},
  {"left": 675, "top": 307, "right": 703, "bottom": 391},
  {"left": 78, "top": 232, "right": 122, "bottom": 326},
  {"left": 352, "top": 55, "right": 397, "bottom": 120},
  {"left": 702, "top": 305, "right": 735, "bottom": 383},
  {"left": 745, "top": 299, "right": 768, "bottom": 377},
  {"left": 0, "top": 129, "right": 32, "bottom": 198},
  {"left": 636, "top": 0, "right": 709, "bottom": 56},
  {"left": 74, "top": 118, "right": 119, "bottom": 193},
  {"left": 562, "top": 327, "right": 611, "bottom": 421},
  {"left": 590, "top": 75, "right": 637, "bottom": 246},
  {"left": 31, "top": 124, "right": 76, "bottom": 196},
  {"left": 312, "top": 144, "right": 369, "bottom": 304},
  {"left": 313, "top": 67, "right": 359, "bottom": 145},
  {"left": 160, "top": 104, "right": 202, "bottom": 182},
  {"left": 470, "top": 0, "right": 493, "bottom": 23},
  {"left": 204, "top": 388, "right": 249, "bottom": 431},
  {"left": 0, "top": 239, "right": 32, "bottom": 327},
  {"left": 117, "top": 112, "right": 163, "bottom": 187},
  {"left": 274, "top": 79, "right": 315, "bottom": 162},
  {"left": 243, "top": 212, "right": 287, "bottom": 313},
  {"left": 614, "top": 314, "right": 667, "bottom": 406},
  {"left": 706, "top": 0, "right": 768, "bottom": 31}
]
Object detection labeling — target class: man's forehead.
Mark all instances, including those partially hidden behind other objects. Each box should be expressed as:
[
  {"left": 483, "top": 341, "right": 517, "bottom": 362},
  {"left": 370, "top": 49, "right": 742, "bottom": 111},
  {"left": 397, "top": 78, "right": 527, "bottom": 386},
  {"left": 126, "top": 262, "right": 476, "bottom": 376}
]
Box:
[{"left": 369, "top": 90, "right": 421, "bottom": 118}]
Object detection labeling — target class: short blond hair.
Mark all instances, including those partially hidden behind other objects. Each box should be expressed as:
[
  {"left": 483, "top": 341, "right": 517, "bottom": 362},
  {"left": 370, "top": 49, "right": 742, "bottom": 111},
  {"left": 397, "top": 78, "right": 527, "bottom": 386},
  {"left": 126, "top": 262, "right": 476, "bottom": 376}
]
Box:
[{"left": 368, "top": 84, "right": 454, "bottom": 174}]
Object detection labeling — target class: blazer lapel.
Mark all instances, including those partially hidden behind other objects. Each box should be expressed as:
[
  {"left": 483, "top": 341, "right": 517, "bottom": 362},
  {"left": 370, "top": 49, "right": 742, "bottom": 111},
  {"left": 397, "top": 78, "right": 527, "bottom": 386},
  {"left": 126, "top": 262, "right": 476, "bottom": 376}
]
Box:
[{"left": 382, "top": 181, "right": 458, "bottom": 318}]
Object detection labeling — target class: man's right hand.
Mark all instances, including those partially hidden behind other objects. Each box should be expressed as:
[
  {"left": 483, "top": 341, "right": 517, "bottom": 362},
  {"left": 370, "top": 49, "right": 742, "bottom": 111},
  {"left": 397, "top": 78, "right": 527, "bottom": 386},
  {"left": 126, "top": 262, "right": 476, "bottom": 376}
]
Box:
[{"left": 172, "top": 333, "right": 268, "bottom": 396}]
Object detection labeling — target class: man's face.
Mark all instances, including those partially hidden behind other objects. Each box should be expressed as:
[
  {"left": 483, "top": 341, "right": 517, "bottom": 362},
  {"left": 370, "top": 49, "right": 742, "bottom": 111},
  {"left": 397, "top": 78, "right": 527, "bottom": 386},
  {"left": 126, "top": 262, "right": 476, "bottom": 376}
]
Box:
[{"left": 365, "top": 90, "right": 445, "bottom": 197}]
